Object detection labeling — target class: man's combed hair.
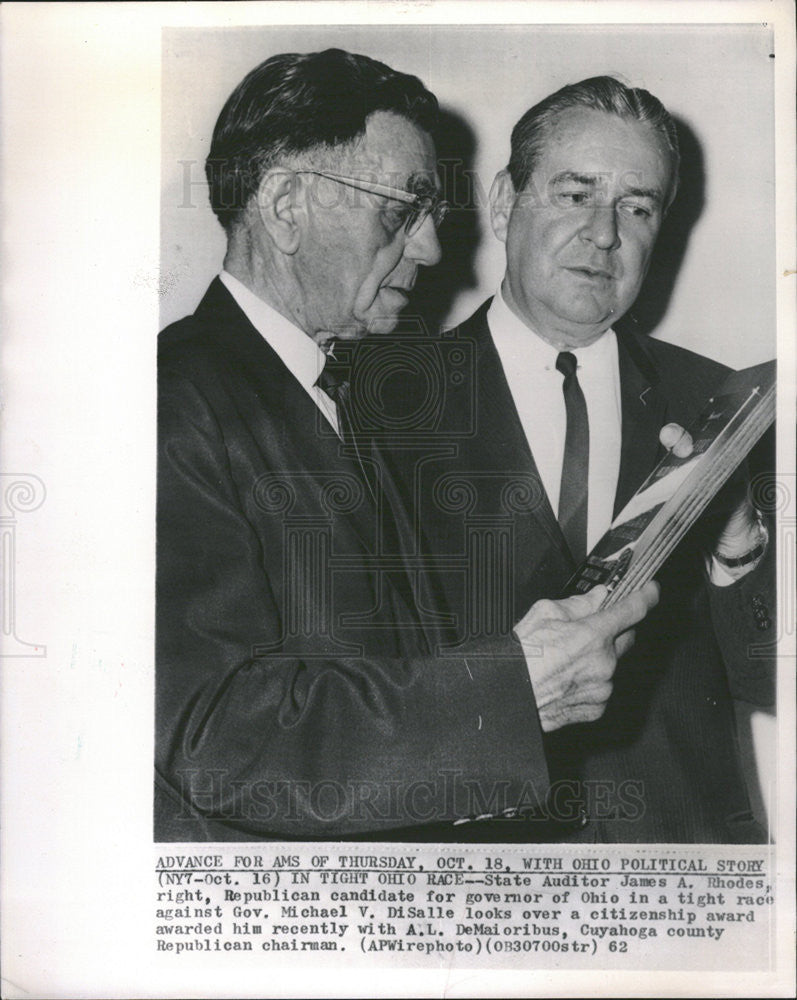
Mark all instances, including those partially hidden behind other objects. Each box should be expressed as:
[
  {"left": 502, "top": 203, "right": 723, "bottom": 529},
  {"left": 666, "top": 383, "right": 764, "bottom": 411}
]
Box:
[
  {"left": 508, "top": 76, "right": 680, "bottom": 207},
  {"left": 206, "top": 48, "right": 439, "bottom": 233}
]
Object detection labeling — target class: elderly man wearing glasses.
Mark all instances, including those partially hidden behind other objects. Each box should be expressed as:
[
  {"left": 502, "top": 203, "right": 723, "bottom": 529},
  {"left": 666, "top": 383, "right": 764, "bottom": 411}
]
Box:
[{"left": 156, "top": 49, "right": 658, "bottom": 842}]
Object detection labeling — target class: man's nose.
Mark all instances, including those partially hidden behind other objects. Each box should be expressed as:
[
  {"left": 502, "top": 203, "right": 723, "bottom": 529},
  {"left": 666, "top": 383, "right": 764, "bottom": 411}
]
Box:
[
  {"left": 582, "top": 205, "right": 621, "bottom": 251},
  {"left": 404, "top": 214, "right": 442, "bottom": 267}
]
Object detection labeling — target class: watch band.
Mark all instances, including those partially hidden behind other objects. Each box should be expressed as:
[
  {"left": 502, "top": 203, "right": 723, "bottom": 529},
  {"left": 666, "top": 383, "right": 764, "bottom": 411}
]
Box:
[
  {"left": 713, "top": 539, "right": 767, "bottom": 568},
  {"left": 714, "top": 515, "right": 768, "bottom": 568}
]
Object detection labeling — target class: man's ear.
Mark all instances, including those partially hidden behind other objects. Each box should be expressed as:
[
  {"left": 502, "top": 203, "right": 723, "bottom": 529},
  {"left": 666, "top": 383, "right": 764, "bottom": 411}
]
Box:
[
  {"left": 489, "top": 169, "right": 516, "bottom": 244},
  {"left": 255, "top": 169, "right": 301, "bottom": 254}
]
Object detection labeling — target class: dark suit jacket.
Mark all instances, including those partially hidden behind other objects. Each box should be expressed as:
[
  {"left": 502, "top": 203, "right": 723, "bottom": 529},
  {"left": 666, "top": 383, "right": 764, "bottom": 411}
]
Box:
[
  {"left": 156, "top": 280, "right": 553, "bottom": 841},
  {"left": 377, "top": 299, "right": 775, "bottom": 843}
]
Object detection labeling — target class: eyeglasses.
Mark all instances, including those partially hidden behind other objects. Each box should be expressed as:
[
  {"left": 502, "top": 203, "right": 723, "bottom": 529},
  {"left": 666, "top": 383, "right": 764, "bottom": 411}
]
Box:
[{"left": 294, "top": 170, "right": 450, "bottom": 237}]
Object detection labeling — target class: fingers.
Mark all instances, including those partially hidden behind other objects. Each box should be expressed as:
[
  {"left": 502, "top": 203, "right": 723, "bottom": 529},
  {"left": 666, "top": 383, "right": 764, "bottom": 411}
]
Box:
[
  {"left": 540, "top": 701, "right": 606, "bottom": 731},
  {"left": 538, "top": 678, "right": 614, "bottom": 731},
  {"left": 572, "top": 680, "right": 614, "bottom": 705},
  {"left": 659, "top": 422, "right": 694, "bottom": 458},
  {"left": 522, "top": 582, "right": 658, "bottom": 733},
  {"left": 558, "top": 584, "right": 608, "bottom": 620},
  {"left": 594, "top": 580, "right": 659, "bottom": 637},
  {"left": 515, "top": 598, "right": 562, "bottom": 637},
  {"left": 614, "top": 628, "right": 636, "bottom": 659},
  {"left": 639, "top": 579, "right": 660, "bottom": 609},
  {"left": 516, "top": 584, "right": 608, "bottom": 637}
]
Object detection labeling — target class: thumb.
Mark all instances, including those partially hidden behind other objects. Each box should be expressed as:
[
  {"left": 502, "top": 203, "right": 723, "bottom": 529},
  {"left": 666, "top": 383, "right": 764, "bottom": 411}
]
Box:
[
  {"left": 659, "top": 422, "right": 694, "bottom": 458},
  {"left": 595, "top": 581, "right": 659, "bottom": 637}
]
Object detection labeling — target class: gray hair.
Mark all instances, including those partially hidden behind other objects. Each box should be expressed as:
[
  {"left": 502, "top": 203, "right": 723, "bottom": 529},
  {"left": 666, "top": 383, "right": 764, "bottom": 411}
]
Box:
[{"left": 206, "top": 48, "right": 439, "bottom": 234}]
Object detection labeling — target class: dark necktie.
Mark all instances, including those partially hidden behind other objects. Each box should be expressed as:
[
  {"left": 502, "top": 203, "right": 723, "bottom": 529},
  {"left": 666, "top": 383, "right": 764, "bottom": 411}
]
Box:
[
  {"left": 556, "top": 351, "right": 589, "bottom": 565},
  {"left": 316, "top": 346, "right": 376, "bottom": 503},
  {"left": 317, "top": 345, "right": 423, "bottom": 631},
  {"left": 316, "top": 347, "right": 351, "bottom": 410}
]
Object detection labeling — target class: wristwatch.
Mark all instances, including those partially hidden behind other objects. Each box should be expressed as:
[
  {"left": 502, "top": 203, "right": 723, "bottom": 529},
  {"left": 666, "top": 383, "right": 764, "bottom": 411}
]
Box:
[{"left": 714, "top": 511, "right": 769, "bottom": 568}]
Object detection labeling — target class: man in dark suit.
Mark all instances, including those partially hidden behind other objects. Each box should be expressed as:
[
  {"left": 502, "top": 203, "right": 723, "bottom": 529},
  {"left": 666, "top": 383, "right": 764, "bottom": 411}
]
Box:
[
  {"left": 381, "top": 77, "right": 775, "bottom": 842},
  {"left": 156, "top": 53, "right": 658, "bottom": 841}
]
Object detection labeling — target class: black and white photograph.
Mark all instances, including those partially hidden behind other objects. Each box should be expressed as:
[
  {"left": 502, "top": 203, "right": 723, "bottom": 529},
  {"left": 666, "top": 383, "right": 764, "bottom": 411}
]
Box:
[
  {"left": 2, "top": 2, "right": 795, "bottom": 998},
  {"left": 157, "top": 23, "right": 778, "bottom": 844}
]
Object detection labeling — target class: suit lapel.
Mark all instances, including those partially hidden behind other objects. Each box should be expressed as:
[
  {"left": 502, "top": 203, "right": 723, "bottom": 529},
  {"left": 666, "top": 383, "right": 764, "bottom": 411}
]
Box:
[
  {"left": 192, "top": 280, "right": 439, "bottom": 643},
  {"left": 192, "top": 279, "right": 381, "bottom": 556},
  {"left": 461, "top": 310, "right": 675, "bottom": 591},
  {"left": 462, "top": 304, "right": 575, "bottom": 592},
  {"left": 613, "top": 331, "right": 669, "bottom": 517}
]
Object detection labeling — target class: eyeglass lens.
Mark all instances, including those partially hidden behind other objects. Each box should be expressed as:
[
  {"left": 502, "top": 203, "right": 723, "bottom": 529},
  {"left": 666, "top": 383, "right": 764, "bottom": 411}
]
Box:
[{"left": 405, "top": 198, "right": 450, "bottom": 236}]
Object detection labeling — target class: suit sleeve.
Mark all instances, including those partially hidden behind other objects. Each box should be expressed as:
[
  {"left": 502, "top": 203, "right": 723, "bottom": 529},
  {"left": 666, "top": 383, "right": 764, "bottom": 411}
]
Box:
[
  {"left": 707, "top": 528, "right": 776, "bottom": 708},
  {"left": 156, "top": 368, "right": 548, "bottom": 839},
  {"left": 655, "top": 351, "right": 777, "bottom": 711}
]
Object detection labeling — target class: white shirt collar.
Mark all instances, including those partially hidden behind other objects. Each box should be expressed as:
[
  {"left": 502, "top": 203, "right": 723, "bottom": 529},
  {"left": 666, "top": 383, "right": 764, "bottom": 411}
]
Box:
[
  {"left": 219, "top": 270, "right": 328, "bottom": 391},
  {"left": 486, "top": 284, "right": 622, "bottom": 551},
  {"left": 487, "top": 285, "right": 617, "bottom": 369}
]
